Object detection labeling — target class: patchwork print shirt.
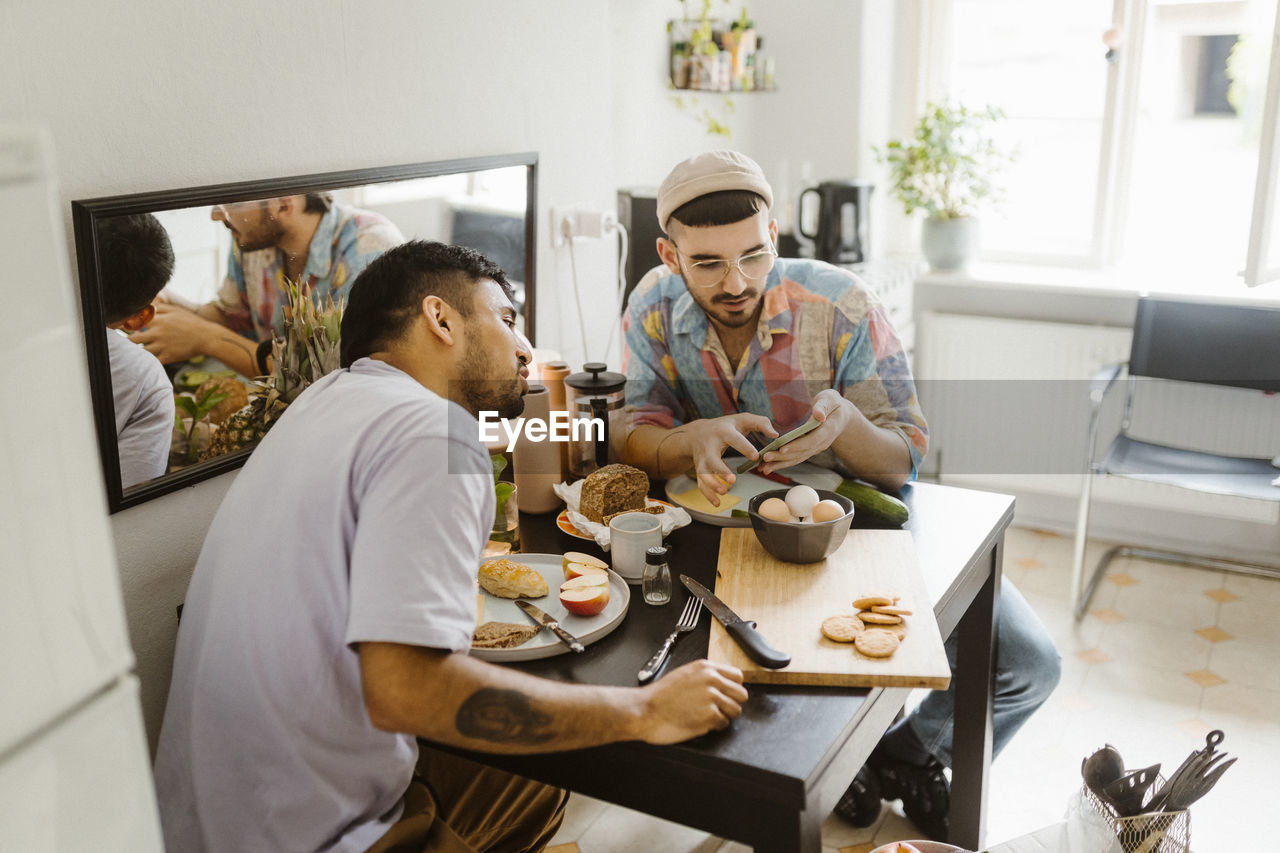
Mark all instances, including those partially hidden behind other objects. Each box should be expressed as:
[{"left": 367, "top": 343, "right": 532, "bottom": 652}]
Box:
[
  {"left": 621, "top": 258, "right": 928, "bottom": 476},
  {"left": 216, "top": 203, "right": 404, "bottom": 341}
]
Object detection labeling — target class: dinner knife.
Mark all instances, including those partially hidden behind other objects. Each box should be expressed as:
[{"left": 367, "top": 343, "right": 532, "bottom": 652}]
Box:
[
  {"left": 515, "top": 600, "right": 585, "bottom": 653},
  {"left": 679, "top": 575, "right": 790, "bottom": 669}
]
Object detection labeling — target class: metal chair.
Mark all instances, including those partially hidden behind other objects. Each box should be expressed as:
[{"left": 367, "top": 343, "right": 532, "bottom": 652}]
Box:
[{"left": 1070, "top": 296, "right": 1280, "bottom": 620}]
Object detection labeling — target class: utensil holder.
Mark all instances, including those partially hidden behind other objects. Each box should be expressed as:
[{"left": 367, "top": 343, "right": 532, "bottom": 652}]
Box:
[{"left": 1081, "top": 784, "right": 1190, "bottom": 853}]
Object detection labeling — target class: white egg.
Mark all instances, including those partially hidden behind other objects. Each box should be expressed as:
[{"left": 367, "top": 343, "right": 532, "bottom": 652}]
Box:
[
  {"left": 811, "top": 499, "right": 846, "bottom": 523},
  {"left": 784, "top": 485, "right": 820, "bottom": 519},
  {"left": 757, "top": 497, "right": 791, "bottom": 522}
]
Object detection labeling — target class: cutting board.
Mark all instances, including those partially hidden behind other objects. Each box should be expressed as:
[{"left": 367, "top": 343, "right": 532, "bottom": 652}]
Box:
[{"left": 706, "top": 529, "right": 952, "bottom": 688}]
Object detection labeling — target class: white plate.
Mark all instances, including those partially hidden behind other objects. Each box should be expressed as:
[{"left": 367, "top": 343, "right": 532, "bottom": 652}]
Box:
[
  {"left": 471, "top": 553, "right": 630, "bottom": 661},
  {"left": 664, "top": 458, "right": 843, "bottom": 526}
]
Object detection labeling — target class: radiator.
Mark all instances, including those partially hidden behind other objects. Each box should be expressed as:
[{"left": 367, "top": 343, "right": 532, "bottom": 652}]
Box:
[{"left": 917, "top": 311, "right": 1280, "bottom": 523}]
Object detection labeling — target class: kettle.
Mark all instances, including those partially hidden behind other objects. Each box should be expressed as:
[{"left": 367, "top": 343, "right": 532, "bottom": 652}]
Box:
[
  {"left": 565, "top": 362, "right": 627, "bottom": 477},
  {"left": 798, "top": 179, "right": 873, "bottom": 265}
]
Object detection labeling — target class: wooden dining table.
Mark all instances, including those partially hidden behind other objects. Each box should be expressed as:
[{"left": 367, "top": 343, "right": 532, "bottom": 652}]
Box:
[{"left": 443, "top": 480, "right": 1013, "bottom": 852}]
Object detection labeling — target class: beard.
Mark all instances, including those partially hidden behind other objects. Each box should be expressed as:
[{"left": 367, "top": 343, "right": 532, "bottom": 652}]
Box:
[
  {"left": 456, "top": 338, "right": 526, "bottom": 419},
  {"left": 703, "top": 289, "right": 762, "bottom": 329},
  {"left": 230, "top": 208, "right": 286, "bottom": 252}
]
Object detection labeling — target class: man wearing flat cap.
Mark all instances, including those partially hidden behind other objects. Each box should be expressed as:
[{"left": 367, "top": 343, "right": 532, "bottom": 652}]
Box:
[{"left": 620, "top": 150, "right": 1060, "bottom": 842}]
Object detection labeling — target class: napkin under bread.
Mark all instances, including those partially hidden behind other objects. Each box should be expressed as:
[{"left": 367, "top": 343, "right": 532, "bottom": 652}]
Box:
[{"left": 553, "top": 479, "right": 691, "bottom": 550}]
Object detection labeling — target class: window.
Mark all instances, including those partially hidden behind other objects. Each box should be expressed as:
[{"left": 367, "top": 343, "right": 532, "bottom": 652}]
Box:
[{"left": 933, "top": 0, "right": 1280, "bottom": 287}]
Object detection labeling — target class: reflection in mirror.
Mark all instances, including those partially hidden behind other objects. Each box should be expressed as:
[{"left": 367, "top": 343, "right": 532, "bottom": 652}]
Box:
[{"left": 74, "top": 154, "right": 537, "bottom": 512}]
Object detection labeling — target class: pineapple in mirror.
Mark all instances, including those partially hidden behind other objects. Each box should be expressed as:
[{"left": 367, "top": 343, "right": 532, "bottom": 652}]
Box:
[{"left": 200, "top": 278, "right": 344, "bottom": 461}]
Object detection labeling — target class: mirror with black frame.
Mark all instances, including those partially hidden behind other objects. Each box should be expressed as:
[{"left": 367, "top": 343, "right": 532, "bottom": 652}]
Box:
[{"left": 72, "top": 153, "right": 537, "bottom": 513}]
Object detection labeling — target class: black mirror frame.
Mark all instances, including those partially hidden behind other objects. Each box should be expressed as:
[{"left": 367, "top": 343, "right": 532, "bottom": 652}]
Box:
[{"left": 72, "top": 152, "right": 538, "bottom": 513}]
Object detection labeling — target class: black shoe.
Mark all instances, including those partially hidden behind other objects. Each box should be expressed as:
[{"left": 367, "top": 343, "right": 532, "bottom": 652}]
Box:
[
  {"left": 873, "top": 755, "right": 950, "bottom": 841},
  {"left": 833, "top": 764, "right": 882, "bottom": 827}
]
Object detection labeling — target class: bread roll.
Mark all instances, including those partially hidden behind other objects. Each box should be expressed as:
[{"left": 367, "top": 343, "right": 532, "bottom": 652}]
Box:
[{"left": 478, "top": 558, "right": 549, "bottom": 599}]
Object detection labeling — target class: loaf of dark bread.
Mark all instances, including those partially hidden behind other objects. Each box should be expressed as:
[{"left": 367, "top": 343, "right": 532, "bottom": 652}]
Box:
[{"left": 579, "top": 463, "right": 648, "bottom": 524}]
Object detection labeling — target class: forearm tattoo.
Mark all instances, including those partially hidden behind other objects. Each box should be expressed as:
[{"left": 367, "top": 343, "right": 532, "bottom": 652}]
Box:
[
  {"left": 217, "top": 332, "right": 257, "bottom": 360},
  {"left": 455, "top": 688, "right": 555, "bottom": 745}
]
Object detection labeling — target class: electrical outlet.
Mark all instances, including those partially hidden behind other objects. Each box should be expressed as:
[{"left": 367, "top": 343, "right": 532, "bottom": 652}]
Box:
[
  {"left": 549, "top": 206, "right": 576, "bottom": 248},
  {"left": 550, "top": 204, "right": 610, "bottom": 247}
]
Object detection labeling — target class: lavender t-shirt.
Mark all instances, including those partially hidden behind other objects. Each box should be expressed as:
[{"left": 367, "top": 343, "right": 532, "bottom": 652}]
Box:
[
  {"left": 107, "top": 329, "right": 173, "bottom": 488},
  {"left": 154, "top": 358, "right": 493, "bottom": 853}
]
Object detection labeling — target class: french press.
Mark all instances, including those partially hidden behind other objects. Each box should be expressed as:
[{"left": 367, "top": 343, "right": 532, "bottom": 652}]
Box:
[{"left": 564, "top": 362, "right": 627, "bottom": 477}]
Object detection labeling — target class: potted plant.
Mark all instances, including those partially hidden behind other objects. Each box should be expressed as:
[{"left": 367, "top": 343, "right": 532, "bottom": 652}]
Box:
[{"left": 876, "top": 101, "right": 1012, "bottom": 271}]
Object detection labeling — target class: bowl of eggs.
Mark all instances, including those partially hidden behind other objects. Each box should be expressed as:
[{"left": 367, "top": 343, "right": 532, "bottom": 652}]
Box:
[{"left": 747, "top": 485, "right": 855, "bottom": 563}]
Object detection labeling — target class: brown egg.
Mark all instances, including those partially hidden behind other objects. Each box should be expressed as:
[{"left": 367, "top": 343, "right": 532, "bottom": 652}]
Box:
[
  {"left": 757, "top": 497, "right": 792, "bottom": 522},
  {"left": 810, "top": 499, "right": 847, "bottom": 523}
]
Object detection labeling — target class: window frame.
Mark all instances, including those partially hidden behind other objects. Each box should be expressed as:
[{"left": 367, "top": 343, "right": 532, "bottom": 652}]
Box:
[
  {"left": 1244, "top": 2, "right": 1280, "bottom": 286},
  {"left": 912, "top": 0, "right": 1280, "bottom": 286}
]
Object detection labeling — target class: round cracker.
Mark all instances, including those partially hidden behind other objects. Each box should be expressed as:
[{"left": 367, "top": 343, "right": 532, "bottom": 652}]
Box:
[
  {"left": 882, "top": 620, "right": 908, "bottom": 640},
  {"left": 857, "top": 611, "right": 903, "bottom": 625},
  {"left": 852, "top": 595, "right": 894, "bottom": 609},
  {"left": 871, "top": 605, "right": 913, "bottom": 616},
  {"left": 820, "top": 615, "right": 865, "bottom": 642},
  {"left": 854, "top": 629, "right": 900, "bottom": 658}
]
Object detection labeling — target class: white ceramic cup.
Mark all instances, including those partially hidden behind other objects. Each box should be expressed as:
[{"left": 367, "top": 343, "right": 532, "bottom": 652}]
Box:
[{"left": 608, "top": 511, "right": 663, "bottom": 582}]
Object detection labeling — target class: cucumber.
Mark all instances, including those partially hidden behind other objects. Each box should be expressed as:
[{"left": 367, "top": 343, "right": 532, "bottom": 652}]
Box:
[
  {"left": 175, "top": 369, "right": 211, "bottom": 391},
  {"left": 834, "top": 480, "right": 910, "bottom": 526},
  {"left": 730, "top": 509, "right": 750, "bottom": 519}
]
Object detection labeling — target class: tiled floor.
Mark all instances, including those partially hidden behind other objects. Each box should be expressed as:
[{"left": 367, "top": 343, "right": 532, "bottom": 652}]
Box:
[{"left": 543, "top": 524, "right": 1280, "bottom": 852}]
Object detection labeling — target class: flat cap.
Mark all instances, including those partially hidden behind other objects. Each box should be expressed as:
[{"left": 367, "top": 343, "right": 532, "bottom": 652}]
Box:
[{"left": 656, "top": 150, "right": 773, "bottom": 230}]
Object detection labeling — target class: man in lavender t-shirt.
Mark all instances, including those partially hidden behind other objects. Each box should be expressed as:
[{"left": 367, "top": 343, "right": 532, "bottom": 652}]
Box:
[{"left": 154, "top": 241, "right": 750, "bottom": 853}]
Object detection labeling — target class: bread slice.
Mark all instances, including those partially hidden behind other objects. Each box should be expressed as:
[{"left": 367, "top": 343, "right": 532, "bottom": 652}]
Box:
[
  {"left": 479, "top": 558, "right": 549, "bottom": 599},
  {"left": 472, "top": 621, "right": 541, "bottom": 649}
]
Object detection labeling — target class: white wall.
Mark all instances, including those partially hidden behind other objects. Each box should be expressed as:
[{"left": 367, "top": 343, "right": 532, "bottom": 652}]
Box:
[
  {"left": 0, "top": 0, "right": 880, "bottom": 751},
  {"left": 0, "top": 0, "right": 635, "bottom": 750}
]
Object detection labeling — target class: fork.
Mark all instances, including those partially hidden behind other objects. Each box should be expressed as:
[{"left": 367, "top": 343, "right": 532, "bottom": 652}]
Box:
[{"left": 637, "top": 597, "right": 704, "bottom": 683}]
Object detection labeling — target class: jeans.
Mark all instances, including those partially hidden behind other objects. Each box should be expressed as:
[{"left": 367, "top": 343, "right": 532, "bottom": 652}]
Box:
[{"left": 906, "top": 578, "right": 1061, "bottom": 768}]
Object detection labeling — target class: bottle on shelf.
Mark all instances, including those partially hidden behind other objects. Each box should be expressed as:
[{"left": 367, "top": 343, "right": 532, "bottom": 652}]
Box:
[
  {"left": 671, "top": 40, "right": 691, "bottom": 89},
  {"left": 754, "top": 36, "right": 774, "bottom": 91}
]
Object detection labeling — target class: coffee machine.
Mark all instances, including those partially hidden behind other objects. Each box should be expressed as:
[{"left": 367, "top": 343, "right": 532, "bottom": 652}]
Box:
[{"left": 798, "top": 180, "right": 873, "bottom": 265}]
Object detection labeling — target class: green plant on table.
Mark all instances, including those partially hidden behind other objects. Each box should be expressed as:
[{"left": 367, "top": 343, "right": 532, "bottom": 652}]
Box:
[
  {"left": 174, "top": 386, "right": 228, "bottom": 464},
  {"left": 876, "top": 101, "right": 1013, "bottom": 220},
  {"left": 490, "top": 453, "right": 518, "bottom": 547}
]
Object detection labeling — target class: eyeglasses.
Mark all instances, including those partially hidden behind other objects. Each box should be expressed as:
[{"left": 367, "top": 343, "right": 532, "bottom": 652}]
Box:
[
  {"left": 673, "top": 243, "right": 777, "bottom": 288},
  {"left": 211, "top": 200, "right": 269, "bottom": 216}
]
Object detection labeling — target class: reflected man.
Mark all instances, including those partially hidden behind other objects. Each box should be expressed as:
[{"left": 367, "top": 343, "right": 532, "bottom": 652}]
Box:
[
  {"left": 132, "top": 192, "right": 403, "bottom": 378},
  {"left": 101, "top": 213, "right": 176, "bottom": 488},
  {"left": 621, "top": 151, "right": 1061, "bottom": 841}
]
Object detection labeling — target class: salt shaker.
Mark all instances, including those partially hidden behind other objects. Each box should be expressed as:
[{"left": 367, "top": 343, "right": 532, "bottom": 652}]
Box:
[{"left": 642, "top": 545, "right": 672, "bottom": 605}]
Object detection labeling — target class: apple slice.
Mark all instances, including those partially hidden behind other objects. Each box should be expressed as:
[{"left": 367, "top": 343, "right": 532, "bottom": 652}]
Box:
[
  {"left": 564, "top": 561, "right": 610, "bottom": 582},
  {"left": 560, "top": 583, "right": 610, "bottom": 617},
  {"left": 562, "top": 551, "right": 608, "bottom": 574},
  {"left": 560, "top": 575, "right": 609, "bottom": 592}
]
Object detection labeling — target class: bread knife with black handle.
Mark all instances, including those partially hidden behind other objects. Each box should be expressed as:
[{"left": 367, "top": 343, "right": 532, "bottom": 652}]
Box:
[{"left": 679, "top": 575, "right": 790, "bottom": 669}]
